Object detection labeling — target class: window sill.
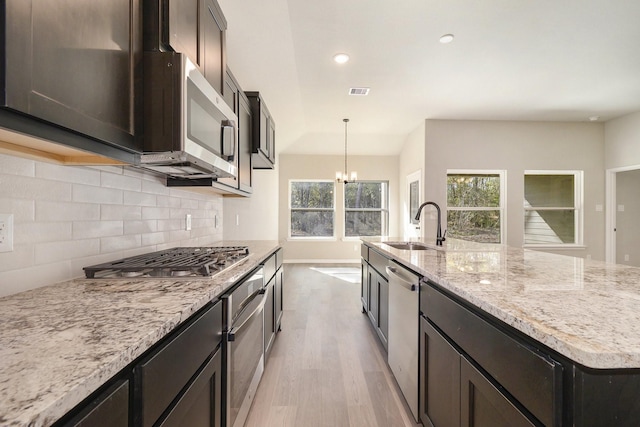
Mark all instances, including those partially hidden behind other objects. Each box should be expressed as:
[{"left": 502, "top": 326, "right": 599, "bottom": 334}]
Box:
[
  {"left": 287, "top": 237, "right": 337, "bottom": 242},
  {"left": 523, "top": 244, "right": 586, "bottom": 251}
]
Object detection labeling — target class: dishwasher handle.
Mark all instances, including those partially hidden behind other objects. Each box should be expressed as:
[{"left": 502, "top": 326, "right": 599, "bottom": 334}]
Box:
[{"left": 386, "top": 266, "right": 418, "bottom": 292}]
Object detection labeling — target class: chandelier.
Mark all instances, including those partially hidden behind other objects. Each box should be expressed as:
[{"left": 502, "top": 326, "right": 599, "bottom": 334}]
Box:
[{"left": 336, "top": 118, "right": 357, "bottom": 183}]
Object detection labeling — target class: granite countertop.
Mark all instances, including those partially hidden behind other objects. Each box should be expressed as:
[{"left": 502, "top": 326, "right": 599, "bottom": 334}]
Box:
[
  {"left": 364, "top": 237, "right": 640, "bottom": 370},
  {"left": 0, "top": 240, "right": 280, "bottom": 427}
]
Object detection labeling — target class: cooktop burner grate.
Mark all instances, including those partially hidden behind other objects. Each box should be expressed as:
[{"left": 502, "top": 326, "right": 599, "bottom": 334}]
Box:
[{"left": 83, "top": 246, "right": 250, "bottom": 279}]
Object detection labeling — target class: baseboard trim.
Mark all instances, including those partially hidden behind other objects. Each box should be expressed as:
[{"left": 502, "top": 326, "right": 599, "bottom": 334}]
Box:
[{"left": 284, "top": 259, "right": 360, "bottom": 264}]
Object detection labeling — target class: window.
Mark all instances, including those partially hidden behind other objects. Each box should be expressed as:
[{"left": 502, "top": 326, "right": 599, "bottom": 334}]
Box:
[
  {"left": 344, "top": 181, "right": 389, "bottom": 237},
  {"left": 447, "top": 171, "right": 505, "bottom": 243},
  {"left": 289, "top": 180, "right": 335, "bottom": 238},
  {"left": 524, "top": 171, "right": 582, "bottom": 246}
]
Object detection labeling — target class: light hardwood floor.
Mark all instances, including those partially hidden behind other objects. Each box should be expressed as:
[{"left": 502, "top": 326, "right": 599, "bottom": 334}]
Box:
[{"left": 245, "top": 264, "right": 422, "bottom": 427}]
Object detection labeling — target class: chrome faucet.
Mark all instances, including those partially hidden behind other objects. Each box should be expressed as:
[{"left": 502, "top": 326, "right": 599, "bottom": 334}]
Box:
[{"left": 415, "top": 201, "right": 446, "bottom": 246}]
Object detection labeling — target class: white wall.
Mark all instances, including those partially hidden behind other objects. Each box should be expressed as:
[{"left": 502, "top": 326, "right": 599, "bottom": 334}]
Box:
[
  {"left": 398, "top": 122, "right": 425, "bottom": 239},
  {"left": 223, "top": 168, "right": 279, "bottom": 240},
  {"left": 422, "top": 120, "right": 606, "bottom": 260},
  {"left": 605, "top": 111, "right": 640, "bottom": 169},
  {"left": 0, "top": 154, "right": 224, "bottom": 297},
  {"left": 279, "top": 154, "right": 399, "bottom": 262}
]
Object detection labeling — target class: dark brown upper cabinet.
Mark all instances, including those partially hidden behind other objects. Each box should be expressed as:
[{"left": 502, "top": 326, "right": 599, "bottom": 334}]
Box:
[
  {"left": 144, "top": 0, "right": 226, "bottom": 95},
  {"left": 1, "top": 0, "right": 143, "bottom": 155},
  {"left": 245, "top": 91, "right": 276, "bottom": 169}
]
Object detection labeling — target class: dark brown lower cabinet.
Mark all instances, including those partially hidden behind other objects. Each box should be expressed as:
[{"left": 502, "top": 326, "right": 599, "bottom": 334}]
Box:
[
  {"left": 159, "top": 348, "right": 222, "bottom": 427},
  {"left": 460, "top": 357, "right": 535, "bottom": 427},
  {"left": 264, "top": 274, "right": 276, "bottom": 360},
  {"left": 419, "top": 316, "right": 460, "bottom": 427},
  {"left": 60, "top": 379, "right": 129, "bottom": 427}
]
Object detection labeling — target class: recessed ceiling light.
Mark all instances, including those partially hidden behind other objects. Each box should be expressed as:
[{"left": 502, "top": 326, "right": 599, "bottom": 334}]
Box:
[
  {"left": 589, "top": 116, "right": 600, "bottom": 122},
  {"left": 439, "top": 34, "right": 454, "bottom": 44},
  {"left": 333, "top": 53, "right": 350, "bottom": 64}
]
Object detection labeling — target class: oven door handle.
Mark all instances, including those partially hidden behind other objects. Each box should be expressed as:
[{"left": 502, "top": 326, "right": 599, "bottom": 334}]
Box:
[{"left": 227, "top": 289, "right": 267, "bottom": 342}]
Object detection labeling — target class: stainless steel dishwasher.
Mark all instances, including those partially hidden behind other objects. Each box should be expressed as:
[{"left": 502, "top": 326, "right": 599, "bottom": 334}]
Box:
[{"left": 386, "top": 261, "right": 420, "bottom": 422}]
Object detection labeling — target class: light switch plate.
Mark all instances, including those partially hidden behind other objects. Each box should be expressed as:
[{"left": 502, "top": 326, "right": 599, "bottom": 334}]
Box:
[
  {"left": 0, "top": 213, "right": 14, "bottom": 253},
  {"left": 185, "top": 214, "right": 192, "bottom": 231}
]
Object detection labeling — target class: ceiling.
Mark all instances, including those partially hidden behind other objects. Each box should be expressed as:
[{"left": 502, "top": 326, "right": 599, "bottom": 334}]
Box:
[{"left": 217, "top": 0, "right": 640, "bottom": 156}]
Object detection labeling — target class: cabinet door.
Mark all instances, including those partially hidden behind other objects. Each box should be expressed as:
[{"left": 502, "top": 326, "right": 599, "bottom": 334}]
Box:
[
  {"left": 461, "top": 357, "right": 536, "bottom": 427},
  {"left": 267, "top": 117, "right": 276, "bottom": 164},
  {"left": 368, "top": 269, "right": 379, "bottom": 327},
  {"left": 419, "top": 316, "right": 460, "bottom": 427},
  {"left": 264, "top": 276, "right": 276, "bottom": 360},
  {"left": 202, "top": 0, "right": 226, "bottom": 94},
  {"left": 275, "top": 267, "right": 283, "bottom": 331},
  {"left": 167, "top": 0, "right": 200, "bottom": 67},
  {"left": 237, "top": 92, "right": 253, "bottom": 192},
  {"left": 378, "top": 274, "right": 389, "bottom": 348},
  {"left": 3, "top": 0, "right": 142, "bottom": 151},
  {"left": 361, "top": 261, "right": 369, "bottom": 311},
  {"left": 63, "top": 379, "right": 129, "bottom": 427},
  {"left": 159, "top": 348, "right": 222, "bottom": 427}
]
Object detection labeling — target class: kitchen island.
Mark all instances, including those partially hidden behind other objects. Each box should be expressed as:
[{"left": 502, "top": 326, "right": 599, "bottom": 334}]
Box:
[
  {"left": 0, "top": 241, "right": 280, "bottom": 427},
  {"left": 363, "top": 237, "right": 640, "bottom": 426}
]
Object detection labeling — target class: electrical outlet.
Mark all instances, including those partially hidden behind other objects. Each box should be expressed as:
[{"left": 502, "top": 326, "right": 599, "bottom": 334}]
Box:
[
  {"left": 0, "top": 214, "right": 14, "bottom": 253},
  {"left": 625, "top": 254, "right": 630, "bottom": 262},
  {"left": 185, "top": 214, "right": 192, "bottom": 231},
  {"left": 215, "top": 214, "right": 219, "bottom": 229},
  {"left": 236, "top": 214, "right": 240, "bottom": 226}
]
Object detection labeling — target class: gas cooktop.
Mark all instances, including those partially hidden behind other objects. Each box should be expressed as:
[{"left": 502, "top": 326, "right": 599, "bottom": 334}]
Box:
[{"left": 83, "top": 246, "right": 250, "bottom": 279}]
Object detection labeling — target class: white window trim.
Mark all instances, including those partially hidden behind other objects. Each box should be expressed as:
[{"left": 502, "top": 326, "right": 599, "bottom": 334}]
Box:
[
  {"left": 288, "top": 179, "right": 336, "bottom": 240},
  {"left": 342, "top": 180, "right": 390, "bottom": 238},
  {"left": 523, "top": 170, "right": 583, "bottom": 248},
  {"left": 446, "top": 169, "right": 507, "bottom": 244}
]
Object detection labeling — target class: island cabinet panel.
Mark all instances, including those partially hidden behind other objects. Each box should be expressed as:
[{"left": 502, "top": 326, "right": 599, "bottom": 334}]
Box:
[
  {"left": 2, "top": 0, "right": 142, "bottom": 152},
  {"left": 573, "top": 367, "right": 640, "bottom": 426},
  {"left": 421, "top": 282, "right": 563, "bottom": 427}
]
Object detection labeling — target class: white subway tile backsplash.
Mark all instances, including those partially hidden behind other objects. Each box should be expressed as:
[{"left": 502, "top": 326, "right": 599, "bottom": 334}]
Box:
[
  {"left": 123, "top": 190, "right": 156, "bottom": 207},
  {"left": 101, "top": 172, "right": 142, "bottom": 192},
  {"left": 36, "top": 201, "right": 100, "bottom": 221},
  {"left": 73, "top": 184, "right": 123, "bottom": 204},
  {"left": 16, "top": 222, "right": 73, "bottom": 244},
  {"left": 141, "top": 177, "right": 171, "bottom": 195},
  {"left": 0, "top": 198, "right": 35, "bottom": 221},
  {"left": 1, "top": 154, "right": 223, "bottom": 296},
  {"left": 36, "top": 162, "right": 101, "bottom": 185},
  {"left": 141, "top": 231, "right": 170, "bottom": 246},
  {"left": 142, "top": 206, "right": 171, "bottom": 220},
  {"left": 73, "top": 221, "right": 123, "bottom": 239},
  {"left": 0, "top": 154, "right": 35, "bottom": 177},
  {"left": 124, "top": 220, "right": 157, "bottom": 235},
  {"left": 35, "top": 239, "right": 100, "bottom": 265},
  {"left": 101, "top": 234, "right": 142, "bottom": 253},
  {"left": 101, "top": 204, "right": 142, "bottom": 221},
  {"left": 0, "top": 175, "right": 72, "bottom": 201}
]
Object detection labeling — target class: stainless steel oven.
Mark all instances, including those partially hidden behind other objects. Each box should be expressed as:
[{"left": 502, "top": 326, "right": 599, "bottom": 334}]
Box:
[{"left": 222, "top": 267, "right": 265, "bottom": 427}]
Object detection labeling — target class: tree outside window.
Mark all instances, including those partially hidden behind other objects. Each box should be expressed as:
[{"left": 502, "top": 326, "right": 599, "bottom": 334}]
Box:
[
  {"left": 524, "top": 172, "right": 582, "bottom": 245},
  {"left": 447, "top": 172, "right": 504, "bottom": 243},
  {"left": 290, "top": 181, "right": 335, "bottom": 238},
  {"left": 344, "top": 181, "right": 389, "bottom": 237}
]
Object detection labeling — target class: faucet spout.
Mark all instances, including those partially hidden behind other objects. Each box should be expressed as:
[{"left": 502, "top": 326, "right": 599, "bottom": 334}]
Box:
[{"left": 415, "top": 201, "right": 446, "bottom": 246}]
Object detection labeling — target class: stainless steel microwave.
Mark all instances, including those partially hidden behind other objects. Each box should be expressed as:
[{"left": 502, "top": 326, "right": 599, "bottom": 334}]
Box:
[{"left": 138, "top": 52, "right": 237, "bottom": 179}]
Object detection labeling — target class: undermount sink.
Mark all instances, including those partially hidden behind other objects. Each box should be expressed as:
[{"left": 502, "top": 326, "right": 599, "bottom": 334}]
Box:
[{"left": 383, "top": 241, "right": 432, "bottom": 251}]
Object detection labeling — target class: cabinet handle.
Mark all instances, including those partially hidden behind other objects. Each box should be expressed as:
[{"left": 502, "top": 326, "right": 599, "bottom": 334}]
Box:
[{"left": 386, "top": 266, "right": 417, "bottom": 292}]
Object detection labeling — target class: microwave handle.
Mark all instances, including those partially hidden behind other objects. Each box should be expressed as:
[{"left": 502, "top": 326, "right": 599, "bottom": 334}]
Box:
[{"left": 221, "top": 119, "right": 237, "bottom": 161}]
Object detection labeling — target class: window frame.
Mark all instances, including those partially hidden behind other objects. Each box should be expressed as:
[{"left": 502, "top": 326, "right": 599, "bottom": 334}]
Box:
[
  {"left": 342, "top": 180, "right": 390, "bottom": 239},
  {"left": 288, "top": 179, "right": 336, "bottom": 240},
  {"left": 446, "top": 169, "right": 507, "bottom": 244},
  {"left": 523, "top": 170, "right": 584, "bottom": 248}
]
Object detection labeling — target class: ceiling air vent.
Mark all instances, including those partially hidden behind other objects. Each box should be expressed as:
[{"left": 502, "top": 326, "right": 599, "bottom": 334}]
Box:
[{"left": 349, "top": 87, "right": 370, "bottom": 96}]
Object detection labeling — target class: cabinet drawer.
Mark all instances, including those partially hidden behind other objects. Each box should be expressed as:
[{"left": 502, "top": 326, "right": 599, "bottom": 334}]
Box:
[
  {"left": 361, "top": 244, "right": 369, "bottom": 261},
  {"left": 263, "top": 252, "right": 277, "bottom": 283},
  {"left": 425, "top": 284, "right": 562, "bottom": 427},
  {"left": 368, "top": 248, "right": 389, "bottom": 279},
  {"left": 136, "top": 301, "right": 222, "bottom": 427}
]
